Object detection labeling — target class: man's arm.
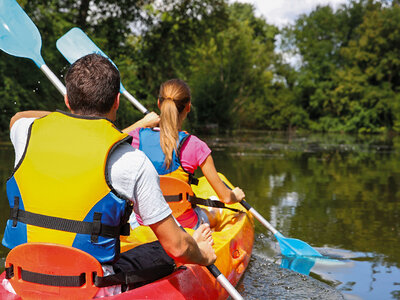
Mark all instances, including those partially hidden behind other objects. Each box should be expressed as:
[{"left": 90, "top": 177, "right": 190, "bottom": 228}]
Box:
[
  {"left": 10, "top": 111, "right": 51, "bottom": 129},
  {"left": 149, "top": 215, "right": 216, "bottom": 266}
]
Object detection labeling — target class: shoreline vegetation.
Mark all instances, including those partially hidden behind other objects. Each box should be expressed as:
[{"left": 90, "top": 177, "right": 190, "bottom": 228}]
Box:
[{"left": 1, "top": 0, "right": 399, "bottom": 136}]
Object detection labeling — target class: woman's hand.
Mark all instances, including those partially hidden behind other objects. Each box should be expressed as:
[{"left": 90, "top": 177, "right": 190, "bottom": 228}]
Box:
[
  {"left": 231, "top": 187, "right": 245, "bottom": 203},
  {"left": 141, "top": 112, "right": 160, "bottom": 128},
  {"left": 122, "top": 112, "right": 160, "bottom": 133}
]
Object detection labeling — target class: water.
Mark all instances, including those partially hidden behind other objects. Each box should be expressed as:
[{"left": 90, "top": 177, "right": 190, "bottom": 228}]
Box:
[{"left": 1, "top": 131, "right": 399, "bottom": 299}]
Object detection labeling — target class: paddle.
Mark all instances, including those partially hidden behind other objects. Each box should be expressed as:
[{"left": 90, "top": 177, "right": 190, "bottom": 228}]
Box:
[
  {"left": 56, "top": 27, "right": 149, "bottom": 115},
  {"left": 240, "top": 200, "right": 322, "bottom": 257},
  {"left": 0, "top": 0, "right": 66, "bottom": 95}
]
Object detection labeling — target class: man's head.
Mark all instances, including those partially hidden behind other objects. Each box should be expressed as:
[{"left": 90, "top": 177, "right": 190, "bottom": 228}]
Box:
[{"left": 65, "top": 54, "right": 120, "bottom": 117}]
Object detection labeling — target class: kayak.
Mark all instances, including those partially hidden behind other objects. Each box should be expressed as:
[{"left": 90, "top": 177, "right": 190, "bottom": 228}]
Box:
[{"left": 0, "top": 175, "right": 254, "bottom": 299}]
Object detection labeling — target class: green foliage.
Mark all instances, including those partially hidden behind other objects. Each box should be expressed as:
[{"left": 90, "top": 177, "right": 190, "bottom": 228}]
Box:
[
  {"left": 284, "top": 0, "right": 400, "bottom": 133},
  {"left": 1, "top": 0, "right": 400, "bottom": 136}
]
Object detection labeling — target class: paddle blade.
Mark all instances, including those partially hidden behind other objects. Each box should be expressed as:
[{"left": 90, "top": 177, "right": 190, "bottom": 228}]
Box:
[
  {"left": 0, "top": 0, "right": 45, "bottom": 67},
  {"left": 281, "top": 256, "right": 316, "bottom": 275},
  {"left": 275, "top": 232, "right": 322, "bottom": 257},
  {"left": 56, "top": 27, "right": 126, "bottom": 93}
]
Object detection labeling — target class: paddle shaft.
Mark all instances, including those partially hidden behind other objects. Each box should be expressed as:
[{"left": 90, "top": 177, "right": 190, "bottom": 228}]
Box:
[
  {"left": 40, "top": 64, "right": 66, "bottom": 95},
  {"left": 240, "top": 200, "right": 278, "bottom": 235},
  {"left": 207, "top": 265, "right": 243, "bottom": 300},
  {"left": 121, "top": 90, "right": 149, "bottom": 115},
  {"left": 175, "top": 221, "right": 243, "bottom": 300}
]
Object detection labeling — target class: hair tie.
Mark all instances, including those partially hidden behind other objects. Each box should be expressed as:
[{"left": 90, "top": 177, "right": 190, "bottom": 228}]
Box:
[{"left": 164, "top": 97, "right": 174, "bottom": 101}]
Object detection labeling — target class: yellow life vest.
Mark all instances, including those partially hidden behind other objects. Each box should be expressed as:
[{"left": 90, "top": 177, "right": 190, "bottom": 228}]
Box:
[{"left": 2, "top": 111, "right": 132, "bottom": 263}]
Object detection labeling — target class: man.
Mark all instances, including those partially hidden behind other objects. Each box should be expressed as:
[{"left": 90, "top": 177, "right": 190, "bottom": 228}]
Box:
[{"left": 2, "top": 54, "right": 215, "bottom": 296}]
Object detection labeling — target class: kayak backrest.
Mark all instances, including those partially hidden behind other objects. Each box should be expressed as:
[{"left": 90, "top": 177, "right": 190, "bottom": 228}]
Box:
[
  {"left": 5, "top": 242, "right": 103, "bottom": 300},
  {"left": 159, "top": 176, "right": 194, "bottom": 218}
]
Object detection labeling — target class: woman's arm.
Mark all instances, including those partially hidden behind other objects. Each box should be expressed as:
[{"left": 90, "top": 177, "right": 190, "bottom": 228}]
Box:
[
  {"left": 122, "top": 112, "right": 160, "bottom": 133},
  {"left": 200, "top": 155, "right": 245, "bottom": 204}
]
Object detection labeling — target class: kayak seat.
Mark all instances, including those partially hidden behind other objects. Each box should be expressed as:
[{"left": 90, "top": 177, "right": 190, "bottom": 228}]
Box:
[
  {"left": 159, "top": 176, "right": 193, "bottom": 219},
  {"left": 159, "top": 176, "right": 242, "bottom": 221},
  {"left": 5, "top": 242, "right": 103, "bottom": 300}
]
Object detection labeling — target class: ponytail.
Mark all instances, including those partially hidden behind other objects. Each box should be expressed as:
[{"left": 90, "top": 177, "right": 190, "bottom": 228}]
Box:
[
  {"left": 160, "top": 99, "right": 179, "bottom": 169},
  {"left": 158, "top": 79, "right": 191, "bottom": 169}
]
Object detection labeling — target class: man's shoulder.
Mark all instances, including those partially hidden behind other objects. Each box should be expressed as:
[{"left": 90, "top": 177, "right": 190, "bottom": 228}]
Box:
[{"left": 109, "top": 142, "right": 151, "bottom": 172}]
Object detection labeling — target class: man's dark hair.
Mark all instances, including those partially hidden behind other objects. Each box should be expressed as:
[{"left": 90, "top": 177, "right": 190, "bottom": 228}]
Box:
[{"left": 65, "top": 54, "right": 120, "bottom": 115}]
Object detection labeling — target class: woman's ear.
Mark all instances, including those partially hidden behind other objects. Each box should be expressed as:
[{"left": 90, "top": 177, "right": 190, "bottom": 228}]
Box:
[
  {"left": 157, "top": 99, "right": 161, "bottom": 109},
  {"left": 186, "top": 102, "right": 191, "bottom": 113}
]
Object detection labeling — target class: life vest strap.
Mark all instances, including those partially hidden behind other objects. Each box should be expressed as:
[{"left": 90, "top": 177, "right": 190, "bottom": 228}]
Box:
[
  {"left": 5, "top": 265, "right": 86, "bottom": 287},
  {"left": 9, "top": 206, "right": 131, "bottom": 239},
  {"left": 188, "top": 174, "right": 199, "bottom": 185}
]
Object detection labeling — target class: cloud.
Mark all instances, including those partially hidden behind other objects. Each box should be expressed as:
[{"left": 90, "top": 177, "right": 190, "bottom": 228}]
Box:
[{"left": 234, "top": 0, "right": 350, "bottom": 27}]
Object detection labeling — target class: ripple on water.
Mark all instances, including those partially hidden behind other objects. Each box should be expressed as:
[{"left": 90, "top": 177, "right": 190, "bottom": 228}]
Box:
[{"left": 237, "top": 254, "right": 344, "bottom": 299}]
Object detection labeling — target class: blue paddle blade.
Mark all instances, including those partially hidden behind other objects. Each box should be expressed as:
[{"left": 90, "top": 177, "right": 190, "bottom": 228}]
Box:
[
  {"left": 56, "top": 27, "right": 126, "bottom": 93},
  {"left": 281, "top": 256, "right": 316, "bottom": 275},
  {"left": 275, "top": 231, "right": 322, "bottom": 257},
  {"left": 0, "top": 0, "right": 45, "bottom": 67}
]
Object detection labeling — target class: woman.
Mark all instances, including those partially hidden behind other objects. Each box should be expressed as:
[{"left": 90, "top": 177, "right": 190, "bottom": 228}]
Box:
[{"left": 126, "top": 79, "right": 245, "bottom": 229}]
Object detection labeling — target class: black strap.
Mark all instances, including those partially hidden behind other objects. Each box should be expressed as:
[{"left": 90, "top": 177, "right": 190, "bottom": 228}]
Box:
[
  {"left": 164, "top": 193, "right": 242, "bottom": 213},
  {"left": 164, "top": 194, "right": 184, "bottom": 202},
  {"left": 5, "top": 266, "right": 14, "bottom": 279},
  {"left": 21, "top": 269, "right": 86, "bottom": 287},
  {"left": 188, "top": 174, "right": 199, "bottom": 186},
  {"left": 94, "top": 264, "right": 176, "bottom": 288},
  {"left": 188, "top": 195, "right": 242, "bottom": 213},
  {"left": 9, "top": 208, "right": 130, "bottom": 239},
  {"left": 91, "top": 212, "right": 102, "bottom": 243},
  {"left": 12, "top": 197, "right": 19, "bottom": 227},
  {"left": 6, "top": 265, "right": 86, "bottom": 287}
]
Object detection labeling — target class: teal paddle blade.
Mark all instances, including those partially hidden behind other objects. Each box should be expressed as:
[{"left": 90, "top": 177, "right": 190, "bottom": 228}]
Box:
[
  {"left": 56, "top": 27, "right": 126, "bottom": 93},
  {"left": 275, "top": 231, "right": 322, "bottom": 257},
  {"left": 0, "top": 0, "right": 45, "bottom": 67},
  {"left": 281, "top": 256, "right": 316, "bottom": 275}
]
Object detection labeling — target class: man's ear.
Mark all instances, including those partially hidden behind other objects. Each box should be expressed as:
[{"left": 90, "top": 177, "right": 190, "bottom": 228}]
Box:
[
  {"left": 186, "top": 102, "right": 191, "bottom": 113},
  {"left": 114, "top": 93, "right": 120, "bottom": 110},
  {"left": 64, "top": 95, "right": 72, "bottom": 111}
]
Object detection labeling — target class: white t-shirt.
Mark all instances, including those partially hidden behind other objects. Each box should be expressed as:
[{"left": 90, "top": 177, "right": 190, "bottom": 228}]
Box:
[{"left": 5, "top": 117, "right": 172, "bottom": 298}]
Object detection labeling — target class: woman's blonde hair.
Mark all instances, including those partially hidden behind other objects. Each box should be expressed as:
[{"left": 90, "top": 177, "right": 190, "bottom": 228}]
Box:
[{"left": 158, "top": 79, "right": 191, "bottom": 169}]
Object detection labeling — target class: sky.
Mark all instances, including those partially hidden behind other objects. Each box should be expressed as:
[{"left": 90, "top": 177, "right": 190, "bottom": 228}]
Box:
[{"left": 234, "top": 0, "right": 350, "bottom": 28}]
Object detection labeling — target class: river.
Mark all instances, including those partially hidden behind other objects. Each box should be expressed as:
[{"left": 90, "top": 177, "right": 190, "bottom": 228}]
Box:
[{"left": 1, "top": 131, "right": 399, "bottom": 299}]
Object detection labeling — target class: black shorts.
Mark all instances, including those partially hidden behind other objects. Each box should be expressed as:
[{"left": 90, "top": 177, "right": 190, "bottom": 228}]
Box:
[{"left": 112, "top": 241, "right": 176, "bottom": 290}]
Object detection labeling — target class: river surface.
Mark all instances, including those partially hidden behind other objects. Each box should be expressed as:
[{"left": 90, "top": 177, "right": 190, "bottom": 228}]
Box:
[{"left": 0, "top": 131, "right": 399, "bottom": 299}]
